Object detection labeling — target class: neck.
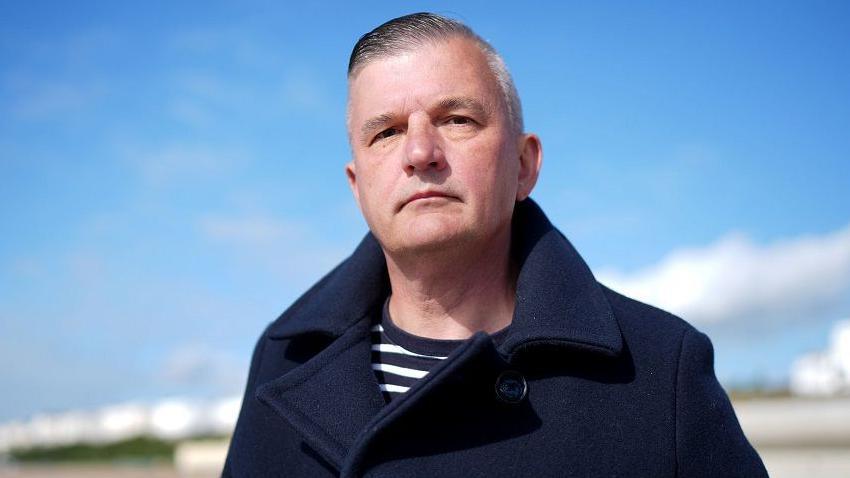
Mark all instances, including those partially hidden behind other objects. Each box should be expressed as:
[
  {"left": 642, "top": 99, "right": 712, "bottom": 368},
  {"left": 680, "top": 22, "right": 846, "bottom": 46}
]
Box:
[{"left": 384, "top": 225, "right": 516, "bottom": 340}]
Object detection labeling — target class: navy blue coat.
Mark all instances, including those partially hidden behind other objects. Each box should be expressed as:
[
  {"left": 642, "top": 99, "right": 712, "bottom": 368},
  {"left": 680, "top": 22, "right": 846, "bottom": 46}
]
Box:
[{"left": 223, "top": 199, "right": 767, "bottom": 477}]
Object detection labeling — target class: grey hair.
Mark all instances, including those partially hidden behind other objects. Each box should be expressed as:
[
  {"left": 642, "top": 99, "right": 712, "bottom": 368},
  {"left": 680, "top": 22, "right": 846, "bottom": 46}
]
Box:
[{"left": 347, "top": 12, "right": 524, "bottom": 135}]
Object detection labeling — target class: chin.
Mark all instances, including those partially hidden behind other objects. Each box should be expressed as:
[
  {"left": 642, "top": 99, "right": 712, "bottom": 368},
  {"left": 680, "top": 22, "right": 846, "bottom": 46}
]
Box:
[{"left": 388, "top": 216, "right": 476, "bottom": 256}]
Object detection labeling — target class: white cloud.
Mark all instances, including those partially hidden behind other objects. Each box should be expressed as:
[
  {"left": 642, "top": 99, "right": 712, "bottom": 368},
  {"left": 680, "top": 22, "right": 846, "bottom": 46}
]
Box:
[
  {"left": 281, "top": 69, "right": 333, "bottom": 115},
  {"left": 169, "top": 97, "right": 216, "bottom": 128},
  {"left": 7, "top": 257, "right": 44, "bottom": 281},
  {"left": 165, "top": 61, "right": 337, "bottom": 125},
  {"left": 130, "top": 145, "right": 243, "bottom": 186},
  {"left": 196, "top": 210, "right": 352, "bottom": 291},
  {"left": 597, "top": 223, "right": 850, "bottom": 324},
  {"left": 4, "top": 77, "right": 101, "bottom": 120},
  {"left": 169, "top": 28, "right": 282, "bottom": 70},
  {"left": 1, "top": 28, "right": 119, "bottom": 122},
  {"left": 199, "top": 213, "right": 303, "bottom": 245},
  {"left": 171, "top": 70, "right": 241, "bottom": 109},
  {"left": 159, "top": 343, "right": 247, "bottom": 395}
]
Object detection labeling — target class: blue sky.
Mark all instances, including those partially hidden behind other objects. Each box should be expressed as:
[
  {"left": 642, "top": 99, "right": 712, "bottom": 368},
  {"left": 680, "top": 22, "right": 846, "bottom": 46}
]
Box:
[{"left": 1, "top": 1, "right": 849, "bottom": 421}]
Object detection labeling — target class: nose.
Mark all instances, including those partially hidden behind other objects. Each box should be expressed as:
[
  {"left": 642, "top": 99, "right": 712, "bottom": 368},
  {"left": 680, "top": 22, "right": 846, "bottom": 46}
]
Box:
[{"left": 404, "top": 116, "right": 447, "bottom": 173}]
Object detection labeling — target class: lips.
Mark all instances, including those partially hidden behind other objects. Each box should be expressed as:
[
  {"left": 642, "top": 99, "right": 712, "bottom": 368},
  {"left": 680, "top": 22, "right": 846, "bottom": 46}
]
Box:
[{"left": 399, "top": 190, "right": 458, "bottom": 211}]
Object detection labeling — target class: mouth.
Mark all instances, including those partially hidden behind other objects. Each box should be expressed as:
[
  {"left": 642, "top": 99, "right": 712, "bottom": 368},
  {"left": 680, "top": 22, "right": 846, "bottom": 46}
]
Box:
[{"left": 399, "top": 190, "right": 458, "bottom": 211}]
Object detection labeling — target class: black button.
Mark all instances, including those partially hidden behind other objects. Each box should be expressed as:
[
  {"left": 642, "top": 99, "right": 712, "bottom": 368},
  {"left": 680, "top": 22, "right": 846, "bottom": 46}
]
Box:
[{"left": 495, "top": 370, "right": 527, "bottom": 404}]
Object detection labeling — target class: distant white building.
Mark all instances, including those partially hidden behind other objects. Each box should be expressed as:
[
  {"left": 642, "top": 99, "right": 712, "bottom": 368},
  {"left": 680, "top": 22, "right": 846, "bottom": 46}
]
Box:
[
  {"left": 0, "top": 396, "right": 241, "bottom": 453},
  {"left": 790, "top": 320, "right": 850, "bottom": 396}
]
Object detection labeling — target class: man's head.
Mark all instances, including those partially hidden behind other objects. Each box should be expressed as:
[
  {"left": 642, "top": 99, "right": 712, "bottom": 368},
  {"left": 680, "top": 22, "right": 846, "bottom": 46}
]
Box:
[
  {"left": 345, "top": 13, "right": 542, "bottom": 257},
  {"left": 347, "top": 13, "right": 524, "bottom": 137}
]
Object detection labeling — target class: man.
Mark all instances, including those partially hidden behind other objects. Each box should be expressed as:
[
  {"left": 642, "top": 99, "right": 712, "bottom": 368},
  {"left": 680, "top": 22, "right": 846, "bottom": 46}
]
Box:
[{"left": 224, "top": 13, "right": 767, "bottom": 477}]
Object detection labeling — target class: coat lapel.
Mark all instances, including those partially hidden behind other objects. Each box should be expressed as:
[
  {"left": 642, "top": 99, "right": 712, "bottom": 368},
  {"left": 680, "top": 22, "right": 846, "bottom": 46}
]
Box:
[
  {"left": 340, "top": 332, "right": 508, "bottom": 476},
  {"left": 501, "top": 199, "right": 623, "bottom": 359},
  {"left": 254, "top": 232, "right": 391, "bottom": 469},
  {"left": 256, "top": 314, "right": 385, "bottom": 470}
]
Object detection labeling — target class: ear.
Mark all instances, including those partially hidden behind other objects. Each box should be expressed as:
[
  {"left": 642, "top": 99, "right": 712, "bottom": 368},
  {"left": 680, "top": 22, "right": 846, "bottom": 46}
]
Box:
[
  {"left": 516, "top": 133, "right": 543, "bottom": 201},
  {"left": 345, "top": 160, "right": 362, "bottom": 209}
]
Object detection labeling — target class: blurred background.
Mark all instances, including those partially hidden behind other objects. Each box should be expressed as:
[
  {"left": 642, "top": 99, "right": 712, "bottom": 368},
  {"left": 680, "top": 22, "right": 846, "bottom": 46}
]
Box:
[{"left": 1, "top": 1, "right": 848, "bottom": 476}]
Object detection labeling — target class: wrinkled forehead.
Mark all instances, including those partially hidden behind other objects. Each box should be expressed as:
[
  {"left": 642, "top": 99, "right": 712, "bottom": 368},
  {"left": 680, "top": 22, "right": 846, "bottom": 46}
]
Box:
[{"left": 345, "top": 37, "right": 505, "bottom": 135}]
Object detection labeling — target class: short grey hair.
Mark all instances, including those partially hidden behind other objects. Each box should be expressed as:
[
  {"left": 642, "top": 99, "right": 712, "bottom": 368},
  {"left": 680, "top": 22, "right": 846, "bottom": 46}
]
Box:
[{"left": 348, "top": 12, "right": 524, "bottom": 135}]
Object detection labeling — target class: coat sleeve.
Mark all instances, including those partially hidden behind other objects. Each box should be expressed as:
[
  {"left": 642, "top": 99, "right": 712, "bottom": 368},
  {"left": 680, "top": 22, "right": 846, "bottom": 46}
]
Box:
[
  {"left": 221, "top": 326, "right": 270, "bottom": 477},
  {"left": 675, "top": 328, "right": 768, "bottom": 477}
]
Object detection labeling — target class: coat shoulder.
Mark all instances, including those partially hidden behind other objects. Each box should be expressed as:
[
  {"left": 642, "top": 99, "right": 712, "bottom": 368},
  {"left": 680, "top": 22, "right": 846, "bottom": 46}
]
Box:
[
  {"left": 598, "top": 283, "right": 768, "bottom": 476},
  {"left": 598, "top": 282, "right": 697, "bottom": 347}
]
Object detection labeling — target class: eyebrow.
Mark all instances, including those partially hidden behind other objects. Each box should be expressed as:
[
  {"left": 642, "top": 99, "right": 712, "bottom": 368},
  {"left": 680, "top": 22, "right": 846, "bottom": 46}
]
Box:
[
  {"left": 435, "top": 96, "right": 489, "bottom": 120},
  {"left": 358, "top": 96, "right": 491, "bottom": 141},
  {"left": 360, "top": 113, "right": 394, "bottom": 139}
]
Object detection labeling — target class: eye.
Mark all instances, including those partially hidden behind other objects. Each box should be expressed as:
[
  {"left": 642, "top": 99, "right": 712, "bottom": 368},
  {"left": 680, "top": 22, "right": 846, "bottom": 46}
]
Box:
[
  {"left": 372, "top": 127, "right": 401, "bottom": 143},
  {"left": 447, "top": 116, "right": 472, "bottom": 125}
]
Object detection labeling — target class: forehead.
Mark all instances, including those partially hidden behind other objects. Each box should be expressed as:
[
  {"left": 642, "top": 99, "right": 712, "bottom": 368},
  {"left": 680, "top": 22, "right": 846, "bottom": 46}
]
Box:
[{"left": 347, "top": 37, "right": 503, "bottom": 126}]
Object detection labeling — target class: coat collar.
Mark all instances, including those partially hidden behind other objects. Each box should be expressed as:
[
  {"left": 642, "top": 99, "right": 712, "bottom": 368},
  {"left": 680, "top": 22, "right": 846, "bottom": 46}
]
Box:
[{"left": 267, "top": 198, "right": 622, "bottom": 358}]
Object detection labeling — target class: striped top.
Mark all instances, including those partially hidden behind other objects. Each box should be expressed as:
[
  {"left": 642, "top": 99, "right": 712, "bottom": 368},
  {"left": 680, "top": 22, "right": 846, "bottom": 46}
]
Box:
[{"left": 370, "top": 298, "right": 511, "bottom": 403}]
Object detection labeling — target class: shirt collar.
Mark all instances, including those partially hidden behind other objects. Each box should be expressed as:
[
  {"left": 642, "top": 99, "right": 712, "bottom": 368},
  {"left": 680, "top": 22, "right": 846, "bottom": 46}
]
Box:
[{"left": 266, "top": 198, "right": 623, "bottom": 358}]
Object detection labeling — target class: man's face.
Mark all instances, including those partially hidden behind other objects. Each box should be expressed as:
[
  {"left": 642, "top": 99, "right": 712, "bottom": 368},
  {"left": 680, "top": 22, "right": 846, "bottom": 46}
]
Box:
[{"left": 346, "top": 36, "right": 540, "bottom": 256}]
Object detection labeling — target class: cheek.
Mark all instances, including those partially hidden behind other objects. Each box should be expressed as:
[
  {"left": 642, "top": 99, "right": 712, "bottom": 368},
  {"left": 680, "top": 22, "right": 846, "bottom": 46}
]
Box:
[
  {"left": 357, "top": 176, "right": 379, "bottom": 211},
  {"left": 462, "top": 143, "right": 517, "bottom": 196},
  {"left": 356, "top": 167, "right": 394, "bottom": 216}
]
